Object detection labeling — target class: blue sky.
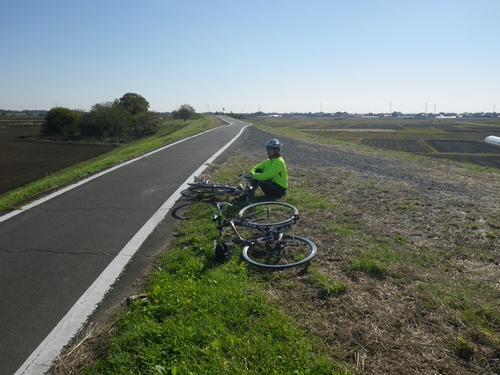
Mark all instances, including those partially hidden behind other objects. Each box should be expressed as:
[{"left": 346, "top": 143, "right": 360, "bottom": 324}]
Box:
[{"left": 1, "top": 0, "right": 498, "bottom": 114}]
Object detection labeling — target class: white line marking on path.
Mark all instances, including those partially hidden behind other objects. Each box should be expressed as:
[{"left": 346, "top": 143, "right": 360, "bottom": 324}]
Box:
[
  {"left": 14, "top": 121, "right": 251, "bottom": 374},
  {"left": 2, "top": 123, "right": 226, "bottom": 223}
]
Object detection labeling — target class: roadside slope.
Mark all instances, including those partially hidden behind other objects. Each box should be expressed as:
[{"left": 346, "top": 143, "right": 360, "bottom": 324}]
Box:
[{"left": 54, "top": 125, "right": 500, "bottom": 375}]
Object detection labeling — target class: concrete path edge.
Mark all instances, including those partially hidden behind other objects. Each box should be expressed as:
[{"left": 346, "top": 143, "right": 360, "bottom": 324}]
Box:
[{"left": 15, "top": 121, "right": 251, "bottom": 374}]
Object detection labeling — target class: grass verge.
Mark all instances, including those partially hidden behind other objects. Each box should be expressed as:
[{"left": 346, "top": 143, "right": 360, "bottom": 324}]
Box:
[
  {"left": 82, "top": 198, "right": 348, "bottom": 374},
  {"left": 52, "top": 119, "right": 500, "bottom": 374}
]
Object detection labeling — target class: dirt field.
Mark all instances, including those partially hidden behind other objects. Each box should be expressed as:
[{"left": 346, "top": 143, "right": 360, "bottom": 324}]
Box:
[{"left": 0, "top": 123, "right": 116, "bottom": 195}]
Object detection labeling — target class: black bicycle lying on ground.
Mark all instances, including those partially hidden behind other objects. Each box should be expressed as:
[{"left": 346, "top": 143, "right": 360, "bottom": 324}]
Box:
[
  {"left": 181, "top": 175, "right": 254, "bottom": 201},
  {"left": 212, "top": 201, "right": 317, "bottom": 269}
]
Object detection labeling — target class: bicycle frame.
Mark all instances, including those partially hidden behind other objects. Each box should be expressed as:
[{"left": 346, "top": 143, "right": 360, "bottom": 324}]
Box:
[
  {"left": 212, "top": 201, "right": 316, "bottom": 268},
  {"left": 226, "top": 218, "right": 283, "bottom": 244},
  {"left": 182, "top": 175, "right": 254, "bottom": 201},
  {"left": 213, "top": 202, "right": 285, "bottom": 245}
]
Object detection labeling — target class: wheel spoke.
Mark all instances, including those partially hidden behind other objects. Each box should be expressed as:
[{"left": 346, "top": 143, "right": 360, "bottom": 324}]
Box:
[
  {"left": 238, "top": 202, "right": 298, "bottom": 227},
  {"left": 242, "top": 235, "right": 316, "bottom": 269}
]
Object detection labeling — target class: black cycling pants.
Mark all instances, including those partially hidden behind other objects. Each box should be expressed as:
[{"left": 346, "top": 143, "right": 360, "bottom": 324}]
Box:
[{"left": 251, "top": 169, "right": 286, "bottom": 200}]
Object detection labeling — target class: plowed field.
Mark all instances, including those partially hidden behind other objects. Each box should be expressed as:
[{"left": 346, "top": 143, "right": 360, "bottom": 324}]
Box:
[{"left": 0, "top": 123, "right": 116, "bottom": 195}]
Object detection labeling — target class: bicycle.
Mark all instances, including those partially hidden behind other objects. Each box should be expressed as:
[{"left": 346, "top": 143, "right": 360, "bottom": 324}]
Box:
[
  {"left": 212, "top": 201, "right": 316, "bottom": 269},
  {"left": 181, "top": 174, "right": 254, "bottom": 201}
]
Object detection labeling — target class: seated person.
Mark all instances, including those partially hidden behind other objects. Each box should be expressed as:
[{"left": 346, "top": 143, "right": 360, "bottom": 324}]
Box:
[{"left": 248, "top": 138, "right": 288, "bottom": 200}]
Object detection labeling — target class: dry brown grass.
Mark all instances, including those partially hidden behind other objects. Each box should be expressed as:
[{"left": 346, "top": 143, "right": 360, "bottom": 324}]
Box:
[
  {"left": 261, "top": 166, "right": 499, "bottom": 374},
  {"left": 51, "top": 129, "right": 500, "bottom": 374},
  {"left": 214, "top": 136, "right": 500, "bottom": 374}
]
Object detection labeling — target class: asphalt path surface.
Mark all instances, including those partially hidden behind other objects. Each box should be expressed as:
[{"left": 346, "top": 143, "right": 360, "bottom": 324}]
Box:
[{"left": 0, "top": 117, "right": 250, "bottom": 375}]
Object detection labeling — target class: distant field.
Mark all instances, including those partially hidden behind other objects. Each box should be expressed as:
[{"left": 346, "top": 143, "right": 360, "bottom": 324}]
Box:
[
  {"left": 3, "top": 115, "right": 500, "bottom": 195},
  {"left": 0, "top": 118, "right": 116, "bottom": 194},
  {"left": 249, "top": 116, "right": 500, "bottom": 169},
  {"left": 361, "top": 139, "right": 434, "bottom": 153}
]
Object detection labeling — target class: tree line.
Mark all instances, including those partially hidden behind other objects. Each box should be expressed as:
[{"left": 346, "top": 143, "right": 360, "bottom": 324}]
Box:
[{"left": 41, "top": 93, "right": 197, "bottom": 142}]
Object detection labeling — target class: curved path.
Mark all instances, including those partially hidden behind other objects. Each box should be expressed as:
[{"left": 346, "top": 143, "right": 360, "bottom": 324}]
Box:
[{"left": 0, "top": 117, "right": 250, "bottom": 375}]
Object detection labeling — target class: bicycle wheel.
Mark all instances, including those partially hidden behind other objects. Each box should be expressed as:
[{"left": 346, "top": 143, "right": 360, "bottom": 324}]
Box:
[
  {"left": 186, "top": 182, "right": 236, "bottom": 195},
  {"left": 242, "top": 235, "right": 316, "bottom": 269},
  {"left": 238, "top": 202, "right": 298, "bottom": 227}
]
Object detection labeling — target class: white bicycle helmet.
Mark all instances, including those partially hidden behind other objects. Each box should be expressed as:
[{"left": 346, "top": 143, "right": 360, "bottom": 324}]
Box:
[{"left": 266, "top": 138, "right": 282, "bottom": 150}]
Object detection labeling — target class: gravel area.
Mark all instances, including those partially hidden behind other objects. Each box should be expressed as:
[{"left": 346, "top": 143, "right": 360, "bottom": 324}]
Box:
[{"left": 241, "top": 125, "right": 497, "bottom": 203}]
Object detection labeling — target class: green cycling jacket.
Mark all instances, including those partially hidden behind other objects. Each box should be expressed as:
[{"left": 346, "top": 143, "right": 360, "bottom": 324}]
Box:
[{"left": 250, "top": 156, "right": 288, "bottom": 189}]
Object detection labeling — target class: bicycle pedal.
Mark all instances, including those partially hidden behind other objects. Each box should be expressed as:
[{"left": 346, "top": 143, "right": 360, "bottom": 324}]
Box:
[{"left": 214, "top": 240, "right": 234, "bottom": 263}]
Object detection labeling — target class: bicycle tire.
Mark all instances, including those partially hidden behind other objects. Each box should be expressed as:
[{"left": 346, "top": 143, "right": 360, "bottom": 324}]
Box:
[
  {"left": 186, "top": 182, "right": 237, "bottom": 195},
  {"left": 188, "top": 179, "right": 220, "bottom": 186},
  {"left": 238, "top": 202, "right": 298, "bottom": 227},
  {"left": 242, "top": 235, "right": 316, "bottom": 269}
]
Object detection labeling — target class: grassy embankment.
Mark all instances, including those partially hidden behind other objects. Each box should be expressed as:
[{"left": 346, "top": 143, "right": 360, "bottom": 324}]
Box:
[
  {"left": 52, "top": 122, "right": 351, "bottom": 374},
  {"left": 77, "top": 153, "right": 349, "bottom": 375},
  {"left": 70, "top": 120, "right": 500, "bottom": 375},
  {"left": 0, "top": 116, "right": 218, "bottom": 211},
  {"left": 82, "top": 208, "right": 346, "bottom": 374}
]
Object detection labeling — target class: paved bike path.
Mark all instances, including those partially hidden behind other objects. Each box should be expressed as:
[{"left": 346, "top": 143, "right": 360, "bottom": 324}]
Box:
[{"left": 0, "top": 117, "right": 250, "bottom": 375}]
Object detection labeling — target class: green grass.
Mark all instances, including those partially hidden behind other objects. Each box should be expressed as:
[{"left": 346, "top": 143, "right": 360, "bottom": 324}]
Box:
[
  {"left": 285, "top": 187, "right": 336, "bottom": 214},
  {"left": 323, "top": 222, "right": 354, "bottom": 237},
  {"left": 416, "top": 277, "right": 500, "bottom": 331},
  {"left": 0, "top": 117, "right": 213, "bottom": 211},
  {"left": 350, "top": 258, "right": 387, "bottom": 278},
  {"left": 341, "top": 219, "right": 500, "bottom": 336},
  {"left": 464, "top": 163, "right": 500, "bottom": 173},
  {"left": 85, "top": 201, "right": 348, "bottom": 374},
  {"left": 42, "top": 116, "right": 500, "bottom": 372},
  {"left": 308, "top": 267, "right": 348, "bottom": 298}
]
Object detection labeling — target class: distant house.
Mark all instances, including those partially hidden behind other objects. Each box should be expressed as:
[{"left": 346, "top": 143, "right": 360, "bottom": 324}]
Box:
[{"left": 485, "top": 135, "right": 500, "bottom": 146}]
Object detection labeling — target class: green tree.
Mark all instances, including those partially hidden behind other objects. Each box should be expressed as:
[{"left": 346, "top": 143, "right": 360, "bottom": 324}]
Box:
[
  {"left": 132, "top": 111, "right": 163, "bottom": 137},
  {"left": 177, "top": 104, "right": 196, "bottom": 121},
  {"left": 117, "top": 93, "right": 149, "bottom": 115},
  {"left": 41, "top": 107, "right": 82, "bottom": 137},
  {"left": 79, "top": 102, "right": 131, "bottom": 140}
]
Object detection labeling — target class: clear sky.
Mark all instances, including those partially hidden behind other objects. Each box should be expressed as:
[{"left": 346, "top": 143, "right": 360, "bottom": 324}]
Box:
[{"left": 1, "top": 0, "right": 499, "bottom": 114}]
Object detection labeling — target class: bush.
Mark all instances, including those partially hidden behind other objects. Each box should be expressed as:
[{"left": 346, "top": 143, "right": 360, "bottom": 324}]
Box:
[
  {"left": 42, "top": 93, "right": 160, "bottom": 142},
  {"left": 41, "top": 107, "right": 82, "bottom": 138},
  {"left": 132, "top": 111, "right": 164, "bottom": 137},
  {"left": 79, "top": 102, "right": 132, "bottom": 141}
]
